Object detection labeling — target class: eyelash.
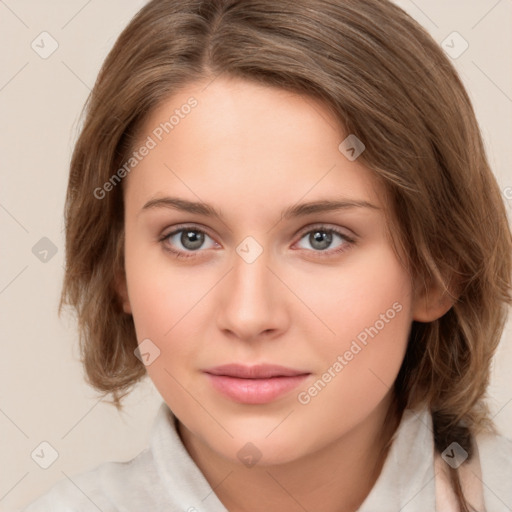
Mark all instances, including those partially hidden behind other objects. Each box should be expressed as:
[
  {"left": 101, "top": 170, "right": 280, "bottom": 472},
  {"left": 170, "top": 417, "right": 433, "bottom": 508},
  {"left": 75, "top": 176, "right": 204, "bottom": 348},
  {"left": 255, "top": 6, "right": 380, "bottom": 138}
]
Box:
[{"left": 158, "top": 224, "right": 356, "bottom": 260}]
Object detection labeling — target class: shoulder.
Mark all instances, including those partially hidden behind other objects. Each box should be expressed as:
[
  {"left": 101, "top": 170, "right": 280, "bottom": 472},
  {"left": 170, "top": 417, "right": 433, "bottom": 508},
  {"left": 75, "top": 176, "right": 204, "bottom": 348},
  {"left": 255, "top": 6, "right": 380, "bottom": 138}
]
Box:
[
  {"left": 21, "top": 448, "right": 157, "bottom": 512},
  {"left": 474, "top": 430, "right": 512, "bottom": 510}
]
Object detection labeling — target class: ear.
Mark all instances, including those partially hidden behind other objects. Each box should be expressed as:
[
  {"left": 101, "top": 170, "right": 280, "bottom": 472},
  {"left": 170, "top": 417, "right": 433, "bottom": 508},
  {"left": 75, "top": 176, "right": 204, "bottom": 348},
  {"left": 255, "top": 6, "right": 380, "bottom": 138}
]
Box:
[
  {"left": 412, "top": 274, "right": 455, "bottom": 323},
  {"left": 114, "top": 270, "right": 132, "bottom": 315}
]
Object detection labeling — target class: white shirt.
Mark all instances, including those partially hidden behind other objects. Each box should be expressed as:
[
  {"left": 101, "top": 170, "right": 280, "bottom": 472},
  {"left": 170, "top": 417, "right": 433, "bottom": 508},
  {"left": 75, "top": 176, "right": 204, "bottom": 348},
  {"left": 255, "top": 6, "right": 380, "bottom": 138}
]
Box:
[{"left": 22, "top": 401, "right": 512, "bottom": 511}]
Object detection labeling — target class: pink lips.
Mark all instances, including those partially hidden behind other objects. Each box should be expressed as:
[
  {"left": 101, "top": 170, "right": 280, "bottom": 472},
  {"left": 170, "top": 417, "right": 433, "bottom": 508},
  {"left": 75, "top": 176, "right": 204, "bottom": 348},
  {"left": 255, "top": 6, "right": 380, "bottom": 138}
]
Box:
[{"left": 204, "top": 364, "right": 310, "bottom": 404}]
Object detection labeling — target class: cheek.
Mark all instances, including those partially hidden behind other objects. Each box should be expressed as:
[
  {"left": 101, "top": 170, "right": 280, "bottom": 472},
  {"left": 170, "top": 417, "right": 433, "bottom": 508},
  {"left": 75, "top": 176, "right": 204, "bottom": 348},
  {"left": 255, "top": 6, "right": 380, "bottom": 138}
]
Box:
[
  {"left": 126, "top": 269, "right": 202, "bottom": 360},
  {"left": 124, "top": 235, "right": 208, "bottom": 337},
  {"left": 123, "top": 243, "right": 212, "bottom": 404},
  {"left": 291, "top": 243, "right": 413, "bottom": 355},
  {"left": 125, "top": 268, "right": 204, "bottom": 415},
  {"left": 293, "top": 246, "right": 413, "bottom": 411}
]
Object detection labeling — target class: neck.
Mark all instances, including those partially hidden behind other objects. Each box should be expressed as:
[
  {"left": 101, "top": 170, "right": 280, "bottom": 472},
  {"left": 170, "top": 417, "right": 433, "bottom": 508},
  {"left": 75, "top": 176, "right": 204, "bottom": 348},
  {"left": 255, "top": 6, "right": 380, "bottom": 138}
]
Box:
[{"left": 178, "top": 391, "right": 401, "bottom": 512}]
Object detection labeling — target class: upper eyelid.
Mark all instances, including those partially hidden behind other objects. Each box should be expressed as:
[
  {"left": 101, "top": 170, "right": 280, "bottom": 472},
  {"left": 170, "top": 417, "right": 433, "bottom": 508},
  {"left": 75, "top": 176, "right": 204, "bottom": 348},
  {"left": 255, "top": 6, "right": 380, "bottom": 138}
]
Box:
[
  {"left": 295, "top": 223, "right": 352, "bottom": 237},
  {"left": 163, "top": 223, "right": 216, "bottom": 238}
]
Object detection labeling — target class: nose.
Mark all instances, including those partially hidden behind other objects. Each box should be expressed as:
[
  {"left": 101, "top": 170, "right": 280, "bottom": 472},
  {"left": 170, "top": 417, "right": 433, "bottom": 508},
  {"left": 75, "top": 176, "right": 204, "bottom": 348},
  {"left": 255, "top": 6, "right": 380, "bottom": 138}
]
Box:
[{"left": 215, "top": 245, "right": 289, "bottom": 342}]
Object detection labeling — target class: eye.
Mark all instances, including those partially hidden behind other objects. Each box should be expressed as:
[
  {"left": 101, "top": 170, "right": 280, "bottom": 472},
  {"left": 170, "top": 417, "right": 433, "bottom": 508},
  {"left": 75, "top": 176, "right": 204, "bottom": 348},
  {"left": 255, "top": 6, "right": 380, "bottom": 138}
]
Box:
[
  {"left": 294, "top": 226, "right": 354, "bottom": 255},
  {"left": 160, "top": 226, "right": 217, "bottom": 259},
  {"left": 159, "top": 224, "right": 355, "bottom": 260}
]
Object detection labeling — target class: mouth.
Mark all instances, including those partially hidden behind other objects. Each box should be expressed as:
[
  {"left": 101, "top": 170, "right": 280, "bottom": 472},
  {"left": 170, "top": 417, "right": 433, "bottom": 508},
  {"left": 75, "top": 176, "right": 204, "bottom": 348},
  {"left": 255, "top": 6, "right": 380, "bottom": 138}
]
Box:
[{"left": 203, "top": 364, "right": 311, "bottom": 404}]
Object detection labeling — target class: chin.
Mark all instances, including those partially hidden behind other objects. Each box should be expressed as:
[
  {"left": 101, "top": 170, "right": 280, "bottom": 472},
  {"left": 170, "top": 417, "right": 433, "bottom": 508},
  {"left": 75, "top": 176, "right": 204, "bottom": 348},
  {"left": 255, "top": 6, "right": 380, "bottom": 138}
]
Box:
[{"left": 208, "top": 420, "right": 315, "bottom": 467}]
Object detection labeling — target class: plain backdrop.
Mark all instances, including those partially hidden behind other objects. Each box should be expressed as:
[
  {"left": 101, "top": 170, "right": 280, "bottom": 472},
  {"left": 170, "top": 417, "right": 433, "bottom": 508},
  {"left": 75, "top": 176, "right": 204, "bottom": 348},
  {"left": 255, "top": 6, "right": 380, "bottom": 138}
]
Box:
[{"left": 1, "top": 1, "right": 511, "bottom": 510}]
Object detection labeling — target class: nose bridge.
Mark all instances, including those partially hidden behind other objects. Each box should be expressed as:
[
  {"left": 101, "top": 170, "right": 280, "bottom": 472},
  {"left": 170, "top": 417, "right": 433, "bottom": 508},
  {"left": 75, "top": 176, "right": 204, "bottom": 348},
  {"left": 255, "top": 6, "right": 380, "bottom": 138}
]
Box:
[
  {"left": 233, "top": 247, "right": 270, "bottom": 299},
  {"left": 217, "top": 239, "right": 285, "bottom": 339}
]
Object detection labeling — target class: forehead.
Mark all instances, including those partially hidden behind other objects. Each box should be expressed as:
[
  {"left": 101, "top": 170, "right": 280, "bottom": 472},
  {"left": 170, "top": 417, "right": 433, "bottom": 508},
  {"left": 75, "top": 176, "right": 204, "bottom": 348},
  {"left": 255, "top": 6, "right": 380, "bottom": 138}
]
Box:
[{"left": 125, "top": 77, "right": 385, "bottom": 217}]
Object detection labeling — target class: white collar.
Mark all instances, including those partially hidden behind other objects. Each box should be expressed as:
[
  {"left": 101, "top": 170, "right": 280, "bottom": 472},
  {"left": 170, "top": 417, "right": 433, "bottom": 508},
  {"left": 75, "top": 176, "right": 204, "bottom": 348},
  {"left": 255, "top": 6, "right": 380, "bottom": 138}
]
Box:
[
  {"left": 150, "top": 402, "right": 229, "bottom": 511},
  {"left": 357, "top": 405, "right": 436, "bottom": 511}
]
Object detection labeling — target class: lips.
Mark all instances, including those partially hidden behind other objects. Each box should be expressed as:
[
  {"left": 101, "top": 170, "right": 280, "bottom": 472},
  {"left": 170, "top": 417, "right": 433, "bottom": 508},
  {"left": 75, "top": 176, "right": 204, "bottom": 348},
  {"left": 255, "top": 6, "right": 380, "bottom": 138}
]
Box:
[
  {"left": 203, "top": 364, "right": 310, "bottom": 404},
  {"left": 205, "top": 364, "right": 308, "bottom": 379}
]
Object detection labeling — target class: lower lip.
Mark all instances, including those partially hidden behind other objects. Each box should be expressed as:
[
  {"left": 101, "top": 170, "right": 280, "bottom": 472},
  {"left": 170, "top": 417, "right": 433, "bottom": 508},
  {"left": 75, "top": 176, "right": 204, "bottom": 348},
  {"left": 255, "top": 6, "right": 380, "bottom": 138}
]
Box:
[{"left": 205, "top": 374, "right": 309, "bottom": 404}]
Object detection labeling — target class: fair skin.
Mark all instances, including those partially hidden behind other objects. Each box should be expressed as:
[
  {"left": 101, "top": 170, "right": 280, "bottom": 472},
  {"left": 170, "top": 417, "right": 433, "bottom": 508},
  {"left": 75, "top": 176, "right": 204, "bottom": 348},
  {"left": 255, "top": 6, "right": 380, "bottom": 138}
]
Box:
[{"left": 118, "top": 76, "right": 451, "bottom": 512}]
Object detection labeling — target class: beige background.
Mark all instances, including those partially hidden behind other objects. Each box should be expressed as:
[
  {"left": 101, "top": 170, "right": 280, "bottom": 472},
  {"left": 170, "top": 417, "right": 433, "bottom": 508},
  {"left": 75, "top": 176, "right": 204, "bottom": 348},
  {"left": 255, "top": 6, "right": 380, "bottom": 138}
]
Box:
[{"left": 0, "top": 1, "right": 511, "bottom": 510}]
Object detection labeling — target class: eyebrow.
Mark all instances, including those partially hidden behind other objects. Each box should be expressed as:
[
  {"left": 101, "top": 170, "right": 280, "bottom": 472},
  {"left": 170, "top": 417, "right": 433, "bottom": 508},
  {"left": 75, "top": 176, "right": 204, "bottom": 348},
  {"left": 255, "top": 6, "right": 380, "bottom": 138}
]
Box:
[{"left": 140, "top": 196, "right": 380, "bottom": 220}]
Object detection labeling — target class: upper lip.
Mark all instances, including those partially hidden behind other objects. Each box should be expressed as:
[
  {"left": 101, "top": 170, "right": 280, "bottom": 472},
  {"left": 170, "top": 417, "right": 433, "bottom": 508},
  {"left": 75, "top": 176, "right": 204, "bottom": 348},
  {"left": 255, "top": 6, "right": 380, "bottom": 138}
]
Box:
[{"left": 204, "top": 364, "right": 309, "bottom": 379}]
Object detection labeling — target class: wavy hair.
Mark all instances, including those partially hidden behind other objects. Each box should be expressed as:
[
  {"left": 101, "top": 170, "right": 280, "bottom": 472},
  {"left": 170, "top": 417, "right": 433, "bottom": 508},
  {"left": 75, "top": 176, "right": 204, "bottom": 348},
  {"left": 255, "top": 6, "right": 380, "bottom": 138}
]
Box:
[{"left": 60, "top": 1, "right": 512, "bottom": 509}]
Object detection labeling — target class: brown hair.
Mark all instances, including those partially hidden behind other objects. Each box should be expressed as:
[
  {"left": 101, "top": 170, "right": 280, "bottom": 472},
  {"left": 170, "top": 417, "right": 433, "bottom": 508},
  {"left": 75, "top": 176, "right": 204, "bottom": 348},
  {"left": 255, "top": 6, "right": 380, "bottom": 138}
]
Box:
[{"left": 60, "top": 1, "right": 512, "bottom": 509}]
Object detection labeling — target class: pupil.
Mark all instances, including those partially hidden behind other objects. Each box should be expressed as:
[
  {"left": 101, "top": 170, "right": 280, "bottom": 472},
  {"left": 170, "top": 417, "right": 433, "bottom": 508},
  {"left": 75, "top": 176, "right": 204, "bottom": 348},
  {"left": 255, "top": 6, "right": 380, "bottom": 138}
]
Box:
[
  {"left": 310, "top": 230, "right": 332, "bottom": 250},
  {"left": 182, "top": 230, "right": 204, "bottom": 250}
]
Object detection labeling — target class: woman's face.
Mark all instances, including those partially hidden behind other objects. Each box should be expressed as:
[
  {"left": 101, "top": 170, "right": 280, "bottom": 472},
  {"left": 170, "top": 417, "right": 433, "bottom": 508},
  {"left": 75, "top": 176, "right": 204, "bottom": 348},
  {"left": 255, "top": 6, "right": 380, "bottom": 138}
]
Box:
[{"left": 120, "top": 76, "right": 418, "bottom": 464}]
